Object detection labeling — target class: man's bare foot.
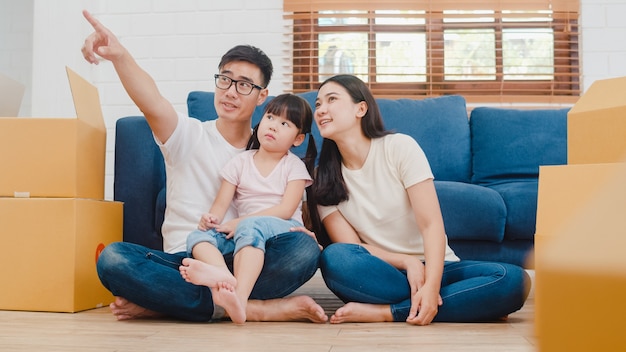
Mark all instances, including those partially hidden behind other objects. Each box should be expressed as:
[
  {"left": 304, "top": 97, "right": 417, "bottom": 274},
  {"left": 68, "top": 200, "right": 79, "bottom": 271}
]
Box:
[
  {"left": 179, "top": 258, "right": 236, "bottom": 288},
  {"left": 245, "top": 295, "right": 328, "bottom": 323},
  {"left": 329, "top": 302, "right": 393, "bottom": 324},
  {"left": 109, "top": 296, "right": 163, "bottom": 321},
  {"left": 212, "top": 282, "right": 246, "bottom": 324}
]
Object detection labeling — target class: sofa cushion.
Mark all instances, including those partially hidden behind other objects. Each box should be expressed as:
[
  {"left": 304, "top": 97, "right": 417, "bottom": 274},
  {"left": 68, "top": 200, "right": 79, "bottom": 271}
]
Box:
[
  {"left": 380, "top": 95, "right": 471, "bottom": 183},
  {"left": 435, "top": 181, "right": 506, "bottom": 243},
  {"left": 487, "top": 180, "right": 539, "bottom": 241},
  {"left": 114, "top": 116, "right": 166, "bottom": 250},
  {"left": 470, "top": 107, "right": 568, "bottom": 185}
]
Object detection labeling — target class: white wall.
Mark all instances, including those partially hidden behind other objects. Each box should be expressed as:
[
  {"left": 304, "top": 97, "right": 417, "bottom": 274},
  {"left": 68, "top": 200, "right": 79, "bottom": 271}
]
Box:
[
  {"left": 1, "top": 0, "right": 625, "bottom": 200},
  {"left": 0, "top": 0, "right": 34, "bottom": 116},
  {"left": 580, "top": 0, "right": 626, "bottom": 89}
]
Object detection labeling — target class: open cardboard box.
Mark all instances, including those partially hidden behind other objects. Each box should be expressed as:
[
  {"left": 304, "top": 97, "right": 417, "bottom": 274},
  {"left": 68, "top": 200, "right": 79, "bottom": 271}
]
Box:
[
  {"left": 568, "top": 75, "right": 626, "bottom": 165},
  {"left": 0, "top": 198, "right": 122, "bottom": 313},
  {"left": 0, "top": 67, "right": 106, "bottom": 199}
]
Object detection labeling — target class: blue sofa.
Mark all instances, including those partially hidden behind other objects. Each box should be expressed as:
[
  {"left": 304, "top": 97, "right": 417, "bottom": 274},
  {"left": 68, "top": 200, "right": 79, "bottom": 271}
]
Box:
[{"left": 114, "top": 91, "right": 569, "bottom": 268}]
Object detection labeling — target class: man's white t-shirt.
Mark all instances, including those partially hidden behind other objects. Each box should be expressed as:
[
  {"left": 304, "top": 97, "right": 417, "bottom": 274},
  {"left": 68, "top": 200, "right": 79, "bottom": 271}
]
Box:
[
  {"left": 318, "top": 134, "right": 459, "bottom": 262},
  {"left": 155, "top": 113, "right": 243, "bottom": 253}
]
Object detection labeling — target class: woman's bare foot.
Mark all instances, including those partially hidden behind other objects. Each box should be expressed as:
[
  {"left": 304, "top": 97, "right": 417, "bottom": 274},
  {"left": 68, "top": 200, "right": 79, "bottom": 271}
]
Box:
[
  {"left": 245, "top": 295, "right": 328, "bottom": 323},
  {"left": 329, "top": 302, "right": 393, "bottom": 324},
  {"left": 109, "top": 296, "right": 163, "bottom": 321},
  {"left": 212, "top": 282, "right": 246, "bottom": 324},
  {"left": 179, "top": 257, "right": 236, "bottom": 288}
]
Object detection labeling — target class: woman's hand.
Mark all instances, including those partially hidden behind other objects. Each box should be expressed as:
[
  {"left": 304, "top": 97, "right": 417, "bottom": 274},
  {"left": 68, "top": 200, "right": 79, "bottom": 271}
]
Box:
[
  {"left": 404, "top": 258, "right": 443, "bottom": 326},
  {"left": 404, "top": 256, "right": 426, "bottom": 292},
  {"left": 290, "top": 226, "right": 323, "bottom": 250},
  {"left": 406, "top": 283, "right": 442, "bottom": 326}
]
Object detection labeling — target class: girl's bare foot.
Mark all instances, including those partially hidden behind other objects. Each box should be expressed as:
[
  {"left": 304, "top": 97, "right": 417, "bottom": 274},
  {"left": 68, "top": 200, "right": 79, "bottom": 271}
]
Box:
[
  {"left": 179, "top": 258, "right": 236, "bottom": 288},
  {"left": 212, "top": 282, "right": 246, "bottom": 324},
  {"left": 329, "top": 302, "right": 393, "bottom": 324},
  {"left": 246, "top": 295, "right": 328, "bottom": 323},
  {"left": 109, "top": 296, "right": 163, "bottom": 321}
]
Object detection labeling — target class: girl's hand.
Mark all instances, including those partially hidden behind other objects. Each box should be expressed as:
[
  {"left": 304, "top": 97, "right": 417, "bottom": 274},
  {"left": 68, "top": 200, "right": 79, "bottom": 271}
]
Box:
[
  {"left": 215, "top": 218, "right": 239, "bottom": 238},
  {"left": 198, "top": 213, "right": 219, "bottom": 231}
]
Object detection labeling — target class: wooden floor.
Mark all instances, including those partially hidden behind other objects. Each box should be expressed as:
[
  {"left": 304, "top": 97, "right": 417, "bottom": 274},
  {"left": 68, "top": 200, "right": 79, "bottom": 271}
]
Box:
[{"left": 0, "top": 271, "right": 536, "bottom": 352}]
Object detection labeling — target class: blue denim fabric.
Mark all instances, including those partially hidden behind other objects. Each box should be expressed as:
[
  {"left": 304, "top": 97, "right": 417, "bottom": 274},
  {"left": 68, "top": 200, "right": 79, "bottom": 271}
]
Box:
[
  {"left": 186, "top": 216, "right": 303, "bottom": 257},
  {"left": 96, "top": 231, "right": 321, "bottom": 322},
  {"left": 319, "top": 243, "right": 530, "bottom": 322},
  {"left": 186, "top": 229, "right": 235, "bottom": 257},
  {"left": 234, "top": 216, "right": 303, "bottom": 254}
]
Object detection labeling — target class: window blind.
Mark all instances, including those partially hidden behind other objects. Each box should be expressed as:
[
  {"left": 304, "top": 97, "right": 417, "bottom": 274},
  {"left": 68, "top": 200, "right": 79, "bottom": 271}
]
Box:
[{"left": 283, "top": 0, "right": 580, "bottom": 104}]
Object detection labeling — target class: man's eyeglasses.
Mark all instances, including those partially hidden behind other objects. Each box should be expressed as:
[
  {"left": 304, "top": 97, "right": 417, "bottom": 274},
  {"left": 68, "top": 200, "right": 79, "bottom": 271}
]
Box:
[{"left": 214, "top": 74, "right": 264, "bottom": 96}]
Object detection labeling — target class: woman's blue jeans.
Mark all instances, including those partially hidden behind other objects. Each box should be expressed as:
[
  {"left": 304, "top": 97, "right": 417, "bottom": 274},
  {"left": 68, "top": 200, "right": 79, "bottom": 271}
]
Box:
[
  {"left": 96, "top": 231, "right": 320, "bottom": 322},
  {"left": 319, "top": 243, "right": 531, "bottom": 322}
]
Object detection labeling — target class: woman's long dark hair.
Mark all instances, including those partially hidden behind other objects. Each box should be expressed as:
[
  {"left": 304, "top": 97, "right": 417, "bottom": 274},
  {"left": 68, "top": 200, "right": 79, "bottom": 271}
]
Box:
[
  {"left": 246, "top": 93, "right": 317, "bottom": 178},
  {"left": 308, "top": 75, "right": 391, "bottom": 247}
]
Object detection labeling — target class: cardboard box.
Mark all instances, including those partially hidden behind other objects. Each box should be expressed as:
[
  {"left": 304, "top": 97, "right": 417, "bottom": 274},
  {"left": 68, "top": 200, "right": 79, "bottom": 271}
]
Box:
[
  {"left": 0, "top": 67, "right": 106, "bottom": 199},
  {"left": 535, "top": 163, "right": 623, "bottom": 243},
  {"left": 534, "top": 162, "right": 626, "bottom": 351},
  {"left": 0, "top": 198, "right": 122, "bottom": 312},
  {"left": 568, "top": 76, "right": 626, "bottom": 164},
  {"left": 533, "top": 162, "right": 624, "bottom": 267}
]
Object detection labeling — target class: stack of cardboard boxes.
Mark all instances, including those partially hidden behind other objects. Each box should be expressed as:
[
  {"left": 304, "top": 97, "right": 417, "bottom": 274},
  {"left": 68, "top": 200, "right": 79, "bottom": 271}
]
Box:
[
  {"left": 535, "top": 77, "right": 626, "bottom": 351},
  {"left": 0, "top": 67, "right": 122, "bottom": 313}
]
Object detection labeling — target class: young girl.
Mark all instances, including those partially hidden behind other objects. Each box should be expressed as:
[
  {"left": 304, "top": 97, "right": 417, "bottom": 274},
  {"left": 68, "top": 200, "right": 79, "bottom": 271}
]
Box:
[
  {"left": 179, "top": 94, "right": 318, "bottom": 324},
  {"left": 309, "top": 75, "right": 530, "bottom": 325}
]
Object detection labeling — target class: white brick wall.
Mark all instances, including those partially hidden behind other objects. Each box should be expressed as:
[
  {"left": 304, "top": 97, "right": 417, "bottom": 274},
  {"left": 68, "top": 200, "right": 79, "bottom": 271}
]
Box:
[
  {"left": 1, "top": 0, "right": 625, "bottom": 200},
  {"left": 581, "top": 1, "right": 626, "bottom": 90}
]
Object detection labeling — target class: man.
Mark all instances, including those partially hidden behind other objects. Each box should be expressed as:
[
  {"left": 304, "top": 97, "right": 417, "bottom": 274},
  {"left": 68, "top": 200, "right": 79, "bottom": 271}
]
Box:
[{"left": 81, "top": 10, "right": 327, "bottom": 323}]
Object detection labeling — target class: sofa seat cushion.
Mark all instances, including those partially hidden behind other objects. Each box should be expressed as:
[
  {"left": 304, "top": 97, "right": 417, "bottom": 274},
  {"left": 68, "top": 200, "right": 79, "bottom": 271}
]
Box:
[
  {"left": 470, "top": 107, "right": 568, "bottom": 185},
  {"left": 435, "top": 181, "right": 506, "bottom": 243},
  {"left": 487, "top": 181, "right": 539, "bottom": 241},
  {"left": 448, "top": 239, "right": 534, "bottom": 268},
  {"left": 380, "top": 95, "right": 471, "bottom": 183}
]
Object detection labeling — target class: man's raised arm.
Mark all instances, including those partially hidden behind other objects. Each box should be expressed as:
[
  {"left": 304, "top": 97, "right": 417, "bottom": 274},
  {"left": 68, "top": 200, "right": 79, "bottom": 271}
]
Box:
[{"left": 81, "top": 10, "right": 178, "bottom": 143}]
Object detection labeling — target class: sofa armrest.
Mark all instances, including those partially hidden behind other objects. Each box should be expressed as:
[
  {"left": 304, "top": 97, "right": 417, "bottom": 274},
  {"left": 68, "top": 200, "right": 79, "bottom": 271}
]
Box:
[{"left": 114, "top": 116, "right": 166, "bottom": 250}]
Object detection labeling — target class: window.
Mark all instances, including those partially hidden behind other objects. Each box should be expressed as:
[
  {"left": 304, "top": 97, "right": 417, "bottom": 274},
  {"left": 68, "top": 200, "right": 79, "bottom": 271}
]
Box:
[{"left": 283, "top": 0, "right": 580, "bottom": 103}]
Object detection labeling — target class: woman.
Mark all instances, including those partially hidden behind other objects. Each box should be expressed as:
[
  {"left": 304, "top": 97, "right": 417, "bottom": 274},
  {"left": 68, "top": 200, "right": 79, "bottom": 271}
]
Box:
[{"left": 309, "top": 74, "right": 530, "bottom": 325}]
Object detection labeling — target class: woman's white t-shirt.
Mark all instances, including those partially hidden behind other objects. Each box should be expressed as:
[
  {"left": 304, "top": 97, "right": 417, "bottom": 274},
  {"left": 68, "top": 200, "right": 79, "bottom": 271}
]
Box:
[{"left": 318, "top": 133, "right": 459, "bottom": 262}]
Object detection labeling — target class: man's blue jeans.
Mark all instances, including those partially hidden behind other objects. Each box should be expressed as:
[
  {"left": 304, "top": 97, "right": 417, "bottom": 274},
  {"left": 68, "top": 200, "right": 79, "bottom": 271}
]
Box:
[
  {"left": 319, "top": 243, "right": 530, "bottom": 322},
  {"left": 96, "top": 231, "right": 320, "bottom": 321}
]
